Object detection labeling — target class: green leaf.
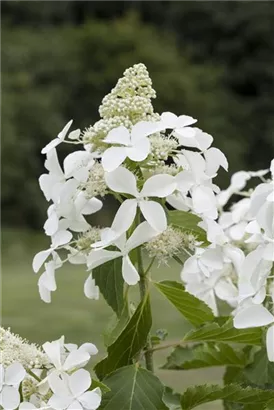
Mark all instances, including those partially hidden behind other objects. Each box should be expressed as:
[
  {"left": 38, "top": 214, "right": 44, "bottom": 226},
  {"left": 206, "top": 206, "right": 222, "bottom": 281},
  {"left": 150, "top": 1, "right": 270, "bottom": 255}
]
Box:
[
  {"left": 95, "top": 295, "right": 152, "bottom": 380},
  {"left": 100, "top": 364, "right": 168, "bottom": 410},
  {"left": 93, "top": 257, "right": 124, "bottom": 317},
  {"left": 103, "top": 303, "right": 130, "bottom": 347},
  {"left": 163, "top": 343, "right": 249, "bottom": 370},
  {"left": 223, "top": 366, "right": 246, "bottom": 386},
  {"left": 184, "top": 319, "right": 263, "bottom": 345},
  {"left": 163, "top": 387, "right": 181, "bottom": 410},
  {"left": 168, "top": 210, "right": 208, "bottom": 244},
  {"left": 244, "top": 348, "right": 274, "bottom": 387},
  {"left": 181, "top": 384, "right": 274, "bottom": 410},
  {"left": 154, "top": 281, "right": 214, "bottom": 327},
  {"left": 90, "top": 378, "right": 110, "bottom": 394}
]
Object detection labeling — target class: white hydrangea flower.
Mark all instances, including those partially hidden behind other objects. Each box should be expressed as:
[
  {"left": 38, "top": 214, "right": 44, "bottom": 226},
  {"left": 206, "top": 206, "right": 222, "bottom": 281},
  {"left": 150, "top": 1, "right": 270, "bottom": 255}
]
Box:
[
  {"left": 48, "top": 370, "right": 101, "bottom": 410},
  {"left": 105, "top": 166, "right": 176, "bottom": 233},
  {"left": 88, "top": 222, "right": 158, "bottom": 285},
  {"left": 0, "top": 363, "right": 26, "bottom": 410},
  {"left": 41, "top": 120, "right": 75, "bottom": 154},
  {"left": 42, "top": 337, "right": 97, "bottom": 377},
  {"left": 102, "top": 121, "right": 164, "bottom": 172}
]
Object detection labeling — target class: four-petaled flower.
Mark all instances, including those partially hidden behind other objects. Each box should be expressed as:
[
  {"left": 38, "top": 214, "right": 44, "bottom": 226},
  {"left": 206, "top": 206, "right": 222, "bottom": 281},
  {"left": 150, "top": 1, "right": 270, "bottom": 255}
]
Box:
[
  {"left": 0, "top": 363, "right": 26, "bottom": 410},
  {"left": 105, "top": 166, "right": 176, "bottom": 233},
  {"left": 102, "top": 121, "right": 164, "bottom": 172},
  {"left": 48, "top": 370, "right": 101, "bottom": 410},
  {"left": 88, "top": 222, "right": 158, "bottom": 285}
]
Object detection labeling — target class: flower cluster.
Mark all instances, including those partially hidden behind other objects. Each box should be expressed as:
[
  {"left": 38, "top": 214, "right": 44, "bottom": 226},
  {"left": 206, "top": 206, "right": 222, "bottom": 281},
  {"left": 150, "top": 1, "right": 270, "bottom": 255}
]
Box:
[
  {"left": 0, "top": 328, "right": 101, "bottom": 410},
  {"left": 180, "top": 158, "right": 274, "bottom": 359},
  {"left": 33, "top": 63, "right": 230, "bottom": 305},
  {"left": 224, "top": 162, "right": 274, "bottom": 359}
]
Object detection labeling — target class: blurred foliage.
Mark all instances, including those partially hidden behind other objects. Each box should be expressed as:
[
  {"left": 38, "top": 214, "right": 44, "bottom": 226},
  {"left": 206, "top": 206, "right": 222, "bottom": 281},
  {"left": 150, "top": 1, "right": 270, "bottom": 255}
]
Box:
[{"left": 2, "top": 1, "right": 274, "bottom": 228}]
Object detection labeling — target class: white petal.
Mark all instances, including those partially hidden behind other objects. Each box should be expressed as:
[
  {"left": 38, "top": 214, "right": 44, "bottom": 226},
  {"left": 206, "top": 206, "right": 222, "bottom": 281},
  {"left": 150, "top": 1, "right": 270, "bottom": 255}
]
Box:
[
  {"left": 68, "top": 400, "right": 83, "bottom": 410},
  {"left": 141, "top": 174, "right": 176, "bottom": 198},
  {"left": 231, "top": 171, "right": 250, "bottom": 191},
  {"left": 176, "top": 115, "right": 197, "bottom": 128},
  {"left": 63, "top": 350, "right": 90, "bottom": 371},
  {"left": 48, "top": 371, "right": 70, "bottom": 396},
  {"left": 183, "top": 150, "right": 206, "bottom": 182},
  {"left": 44, "top": 211, "right": 59, "bottom": 236},
  {"left": 41, "top": 138, "right": 61, "bottom": 155},
  {"left": 38, "top": 283, "right": 52, "bottom": 303},
  {"left": 101, "top": 147, "right": 127, "bottom": 172},
  {"left": 39, "top": 174, "right": 55, "bottom": 201},
  {"left": 32, "top": 249, "right": 51, "bottom": 273},
  {"left": 87, "top": 250, "right": 121, "bottom": 270},
  {"left": 79, "top": 343, "right": 98, "bottom": 356},
  {"left": 64, "top": 151, "right": 94, "bottom": 182},
  {"left": 84, "top": 274, "right": 100, "bottom": 300},
  {"left": 111, "top": 199, "right": 137, "bottom": 234},
  {"left": 166, "top": 194, "right": 190, "bottom": 211},
  {"left": 192, "top": 186, "right": 217, "bottom": 217},
  {"left": 126, "top": 221, "right": 158, "bottom": 252},
  {"left": 58, "top": 119, "right": 73, "bottom": 140},
  {"left": 48, "top": 394, "right": 72, "bottom": 410},
  {"left": 131, "top": 121, "right": 164, "bottom": 142},
  {"left": 112, "top": 232, "right": 127, "bottom": 251},
  {"left": 215, "top": 279, "right": 238, "bottom": 302},
  {"left": 42, "top": 261, "right": 57, "bottom": 291},
  {"left": 234, "top": 304, "right": 274, "bottom": 328},
  {"left": 5, "top": 363, "right": 26, "bottom": 385},
  {"left": 68, "top": 129, "right": 81, "bottom": 140},
  {"left": 105, "top": 167, "right": 138, "bottom": 196},
  {"left": 140, "top": 200, "right": 167, "bottom": 232},
  {"left": 175, "top": 127, "right": 196, "bottom": 140},
  {"left": 194, "top": 130, "right": 213, "bottom": 151},
  {"left": 267, "top": 325, "right": 274, "bottom": 362},
  {"left": 122, "top": 255, "right": 140, "bottom": 285},
  {"left": 44, "top": 148, "right": 64, "bottom": 177},
  {"left": 229, "top": 222, "right": 247, "bottom": 241},
  {"left": 126, "top": 138, "right": 150, "bottom": 162},
  {"left": 0, "top": 365, "right": 3, "bottom": 390},
  {"left": 52, "top": 230, "right": 72, "bottom": 248},
  {"left": 103, "top": 126, "right": 130, "bottom": 145},
  {"left": 1, "top": 385, "right": 20, "bottom": 410},
  {"left": 199, "top": 219, "right": 227, "bottom": 246},
  {"left": 43, "top": 340, "right": 62, "bottom": 369},
  {"left": 78, "top": 388, "right": 102, "bottom": 410},
  {"left": 68, "top": 369, "right": 91, "bottom": 397},
  {"left": 19, "top": 403, "right": 37, "bottom": 410},
  {"left": 175, "top": 171, "right": 195, "bottom": 193},
  {"left": 200, "top": 248, "right": 223, "bottom": 270},
  {"left": 81, "top": 198, "right": 102, "bottom": 215},
  {"left": 263, "top": 243, "right": 274, "bottom": 261},
  {"left": 204, "top": 147, "right": 228, "bottom": 176},
  {"left": 160, "top": 112, "right": 178, "bottom": 128},
  {"left": 42, "top": 120, "right": 73, "bottom": 154}
]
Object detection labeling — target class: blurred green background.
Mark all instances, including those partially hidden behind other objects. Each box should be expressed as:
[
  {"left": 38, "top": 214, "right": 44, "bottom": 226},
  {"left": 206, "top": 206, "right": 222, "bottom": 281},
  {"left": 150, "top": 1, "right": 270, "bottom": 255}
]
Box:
[{"left": 2, "top": 2, "right": 274, "bottom": 407}]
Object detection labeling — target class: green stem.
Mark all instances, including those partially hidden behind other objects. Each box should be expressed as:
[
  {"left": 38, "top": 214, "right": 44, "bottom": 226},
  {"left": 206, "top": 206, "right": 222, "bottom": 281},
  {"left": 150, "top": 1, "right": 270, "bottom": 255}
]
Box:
[
  {"left": 27, "top": 369, "right": 41, "bottom": 382},
  {"left": 137, "top": 245, "right": 154, "bottom": 373},
  {"left": 149, "top": 340, "right": 186, "bottom": 353}
]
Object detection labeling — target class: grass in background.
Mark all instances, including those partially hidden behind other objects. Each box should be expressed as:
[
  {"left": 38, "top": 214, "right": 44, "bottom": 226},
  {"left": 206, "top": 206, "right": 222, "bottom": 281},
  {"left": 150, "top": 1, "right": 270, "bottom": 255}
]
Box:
[{"left": 2, "top": 228, "right": 223, "bottom": 409}]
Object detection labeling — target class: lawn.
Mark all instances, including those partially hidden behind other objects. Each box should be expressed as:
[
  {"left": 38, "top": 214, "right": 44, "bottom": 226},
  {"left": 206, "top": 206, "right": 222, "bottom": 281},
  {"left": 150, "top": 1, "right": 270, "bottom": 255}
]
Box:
[{"left": 1, "top": 228, "right": 223, "bottom": 409}]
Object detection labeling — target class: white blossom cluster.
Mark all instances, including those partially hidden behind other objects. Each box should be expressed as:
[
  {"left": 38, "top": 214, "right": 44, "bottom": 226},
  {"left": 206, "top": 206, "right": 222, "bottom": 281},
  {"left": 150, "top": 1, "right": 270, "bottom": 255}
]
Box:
[
  {"left": 218, "top": 161, "right": 274, "bottom": 360},
  {"left": 180, "top": 159, "right": 274, "bottom": 360},
  {"left": 0, "top": 328, "right": 101, "bottom": 410},
  {"left": 32, "top": 63, "right": 274, "bottom": 359},
  {"left": 33, "top": 63, "right": 230, "bottom": 304}
]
